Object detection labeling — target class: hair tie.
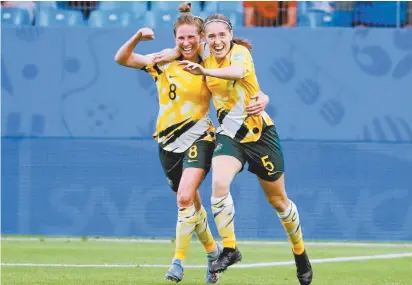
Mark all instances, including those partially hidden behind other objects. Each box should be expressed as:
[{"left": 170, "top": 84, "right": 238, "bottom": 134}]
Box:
[{"left": 204, "top": 19, "right": 232, "bottom": 30}]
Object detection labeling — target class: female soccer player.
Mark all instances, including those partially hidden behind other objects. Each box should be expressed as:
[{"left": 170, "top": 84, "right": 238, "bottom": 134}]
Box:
[
  {"left": 114, "top": 4, "right": 269, "bottom": 283},
  {"left": 178, "top": 13, "right": 314, "bottom": 285}
]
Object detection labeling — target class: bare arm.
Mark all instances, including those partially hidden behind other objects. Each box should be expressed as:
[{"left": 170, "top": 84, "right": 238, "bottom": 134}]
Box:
[
  {"left": 152, "top": 47, "right": 181, "bottom": 64},
  {"left": 244, "top": 7, "right": 255, "bottom": 27},
  {"left": 153, "top": 41, "right": 211, "bottom": 64},
  {"left": 179, "top": 61, "right": 245, "bottom": 80},
  {"left": 283, "top": 4, "right": 297, "bottom": 27},
  {"left": 204, "top": 66, "right": 245, "bottom": 80},
  {"left": 114, "top": 28, "right": 154, "bottom": 69}
]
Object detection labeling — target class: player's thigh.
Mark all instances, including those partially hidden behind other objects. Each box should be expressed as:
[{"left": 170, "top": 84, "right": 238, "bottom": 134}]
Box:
[
  {"left": 158, "top": 145, "right": 184, "bottom": 192},
  {"left": 211, "top": 135, "right": 245, "bottom": 196},
  {"left": 183, "top": 139, "right": 215, "bottom": 174},
  {"left": 244, "top": 127, "right": 288, "bottom": 209},
  {"left": 179, "top": 140, "right": 215, "bottom": 202},
  {"left": 245, "top": 126, "right": 285, "bottom": 183}
]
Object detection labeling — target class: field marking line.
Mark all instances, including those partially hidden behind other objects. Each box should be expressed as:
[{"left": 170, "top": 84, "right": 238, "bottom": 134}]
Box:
[
  {"left": 2, "top": 237, "right": 412, "bottom": 248},
  {"left": 2, "top": 252, "right": 412, "bottom": 269}
]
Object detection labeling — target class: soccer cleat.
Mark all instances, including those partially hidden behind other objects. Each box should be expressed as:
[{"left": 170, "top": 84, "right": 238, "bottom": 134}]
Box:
[
  {"left": 210, "top": 246, "right": 242, "bottom": 273},
  {"left": 165, "top": 258, "right": 184, "bottom": 283},
  {"left": 293, "top": 250, "right": 313, "bottom": 285},
  {"left": 206, "top": 243, "right": 223, "bottom": 283}
]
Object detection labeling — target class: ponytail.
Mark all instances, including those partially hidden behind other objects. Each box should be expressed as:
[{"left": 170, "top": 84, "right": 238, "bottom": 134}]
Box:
[
  {"left": 174, "top": 2, "right": 204, "bottom": 36},
  {"left": 178, "top": 2, "right": 191, "bottom": 13},
  {"left": 232, "top": 37, "right": 252, "bottom": 51}
]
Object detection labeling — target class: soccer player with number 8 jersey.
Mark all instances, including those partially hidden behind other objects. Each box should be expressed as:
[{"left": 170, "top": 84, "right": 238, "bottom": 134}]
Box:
[{"left": 114, "top": 3, "right": 269, "bottom": 284}]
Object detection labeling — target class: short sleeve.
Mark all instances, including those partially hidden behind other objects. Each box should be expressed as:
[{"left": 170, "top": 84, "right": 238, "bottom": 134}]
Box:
[
  {"left": 141, "top": 54, "right": 165, "bottom": 78},
  {"left": 230, "top": 46, "right": 253, "bottom": 78}
]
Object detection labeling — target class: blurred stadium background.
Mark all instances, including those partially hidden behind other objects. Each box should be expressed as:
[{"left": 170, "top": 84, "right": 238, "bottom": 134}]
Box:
[
  {"left": 1, "top": 1, "right": 412, "bottom": 27},
  {"left": 1, "top": 1, "right": 412, "bottom": 284}
]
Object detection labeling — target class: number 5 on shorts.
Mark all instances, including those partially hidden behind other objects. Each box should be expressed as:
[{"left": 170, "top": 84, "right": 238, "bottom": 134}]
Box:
[{"left": 261, "top": 155, "right": 275, "bottom": 175}]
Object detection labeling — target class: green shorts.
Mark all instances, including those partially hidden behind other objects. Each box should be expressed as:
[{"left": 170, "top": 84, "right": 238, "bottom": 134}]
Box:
[
  {"left": 158, "top": 140, "right": 215, "bottom": 192},
  {"left": 213, "top": 126, "right": 284, "bottom": 182}
]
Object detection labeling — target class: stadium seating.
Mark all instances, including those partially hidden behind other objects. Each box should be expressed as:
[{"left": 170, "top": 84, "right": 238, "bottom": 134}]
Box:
[
  {"left": 88, "top": 10, "right": 131, "bottom": 28},
  {"left": 2, "top": 1, "right": 410, "bottom": 28},
  {"left": 150, "top": 9, "right": 180, "bottom": 29},
  {"left": 307, "top": 10, "right": 333, "bottom": 27},
  {"left": 354, "top": 1, "right": 407, "bottom": 26},
  {"left": 297, "top": 15, "right": 310, "bottom": 27},
  {"left": 35, "top": 1, "right": 57, "bottom": 12},
  {"left": 147, "top": 1, "right": 204, "bottom": 29},
  {"left": 131, "top": 1, "right": 150, "bottom": 19},
  {"left": 99, "top": 1, "right": 131, "bottom": 11},
  {"left": 98, "top": 1, "right": 146, "bottom": 19},
  {"left": 217, "top": 1, "right": 244, "bottom": 13},
  {"left": 204, "top": 2, "right": 218, "bottom": 13},
  {"left": 150, "top": 1, "right": 179, "bottom": 12},
  {"left": 220, "top": 11, "right": 244, "bottom": 28},
  {"left": 216, "top": 1, "right": 244, "bottom": 28},
  {"left": 1, "top": 7, "right": 31, "bottom": 26},
  {"left": 333, "top": 10, "right": 353, "bottom": 27},
  {"left": 37, "top": 9, "right": 84, "bottom": 27}
]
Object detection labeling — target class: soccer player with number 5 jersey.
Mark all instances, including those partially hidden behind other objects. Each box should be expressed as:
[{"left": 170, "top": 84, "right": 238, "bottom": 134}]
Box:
[{"left": 155, "top": 5, "right": 314, "bottom": 285}]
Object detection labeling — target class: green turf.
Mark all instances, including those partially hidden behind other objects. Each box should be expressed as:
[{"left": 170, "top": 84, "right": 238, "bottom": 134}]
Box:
[{"left": 2, "top": 238, "right": 412, "bottom": 285}]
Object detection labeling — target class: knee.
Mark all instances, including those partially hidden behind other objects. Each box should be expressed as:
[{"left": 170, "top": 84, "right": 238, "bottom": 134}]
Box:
[
  {"left": 177, "top": 189, "right": 195, "bottom": 207},
  {"left": 212, "top": 178, "right": 231, "bottom": 197},
  {"left": 267, "top": 195, "right": 289, "bottom": 212}
]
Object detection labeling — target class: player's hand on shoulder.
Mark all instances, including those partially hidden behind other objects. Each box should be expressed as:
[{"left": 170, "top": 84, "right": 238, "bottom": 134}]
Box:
[
  {"left": 178, "top": 60, "right": 205, "bottom": 76},
  {"left": 153, "top": 47, "right": 181, "bottom": 64},
  {"left": 137, "top": 27, "right": 155, "bottom": 41}
]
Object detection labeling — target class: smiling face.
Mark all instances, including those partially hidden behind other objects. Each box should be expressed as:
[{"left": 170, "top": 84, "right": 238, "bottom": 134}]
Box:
[
  {"left": 175, "top": 24, "right": 201, "bottom": 61},
  {"left": 204, "top": 21, "right": 233, "bottom": 61}
]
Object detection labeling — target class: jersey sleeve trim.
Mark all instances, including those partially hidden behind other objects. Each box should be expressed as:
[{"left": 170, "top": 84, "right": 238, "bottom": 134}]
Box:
[
  {"left": 141, "top": 63, "right": 163, "bottom": 75},
  {"left": 153, "top": 64, "right": 163, "bottom": 75}
]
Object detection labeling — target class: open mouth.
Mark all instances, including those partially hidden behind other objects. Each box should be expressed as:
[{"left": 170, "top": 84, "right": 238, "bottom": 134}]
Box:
[
  {"left": 214, "top": 45, "right": 224, "bottom": 52},
  {"left": 182, "top": 46, "right": 193, "bottom": 52}
]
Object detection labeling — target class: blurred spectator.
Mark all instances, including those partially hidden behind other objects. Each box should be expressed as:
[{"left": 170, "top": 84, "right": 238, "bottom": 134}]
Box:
[
  {"left": 244, "top": 1, "right": 297, "bottom": 27},
  {"left": 407, "top": 1, "right": 412, "bottom": 26},
  {"left": 308, "top": 1, "right": 335, "bottom": 13},
  {"left": 335, "top": 1, "right": 354, "bottom": 11},
  {"left": 1, "top": 1, "right": 35, "bottom": 22},
  {"left": 353, "top": 1, "right": 407, "bottom": 27},
  {"left": 61, "top": 1, "right": 98, "bottom": 19}
]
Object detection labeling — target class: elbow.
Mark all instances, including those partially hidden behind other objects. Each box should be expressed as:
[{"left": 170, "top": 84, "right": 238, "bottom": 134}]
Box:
[
  {"left": 235, "top": 73, "right": 244, "bottom": 80},
  {"left": 114, "top": 52, "right": 127, "bottom": 66},
  {"left": 234, "top": 67, "right": 245, "bottom": 79}
]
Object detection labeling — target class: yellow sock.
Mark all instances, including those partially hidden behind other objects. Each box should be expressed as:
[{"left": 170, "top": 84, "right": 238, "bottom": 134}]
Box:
[
  {"left": 211, "top": 194, "right": 236, "bottom": 249},
  {"left": 277, "top": 200, "right": 305, "bottom": 255},
  {"left": 195, "top": 206, "right": 216, "bottom": 253},
  {"left": 174, "top": 204, "right": 197, "bottom": 261}
]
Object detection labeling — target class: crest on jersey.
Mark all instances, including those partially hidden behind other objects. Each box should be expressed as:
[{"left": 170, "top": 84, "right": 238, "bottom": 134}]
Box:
[
  {"left": 233, "top": 54, "right": 245, "bottom": 62},
  {"left": 214, "top": 143, "right": 223, "bottom": 153}
]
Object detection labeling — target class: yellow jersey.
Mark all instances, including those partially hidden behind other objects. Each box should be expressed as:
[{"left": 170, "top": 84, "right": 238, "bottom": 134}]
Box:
[
  {"left": 203, "top": 44, "right": 274, "bottom": 143},
  {"left": 143, "top": 56, "right": 214, "bottom": 153}
]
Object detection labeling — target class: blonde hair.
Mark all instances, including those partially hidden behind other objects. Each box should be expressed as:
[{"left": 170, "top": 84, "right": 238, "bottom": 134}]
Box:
[
  {"left": 174, "top": 2, "right": 204, "bottom": 36},
  {"left": 204, "top": 13, "right": 252, "bottom": 50}
]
